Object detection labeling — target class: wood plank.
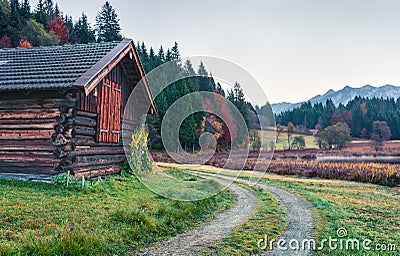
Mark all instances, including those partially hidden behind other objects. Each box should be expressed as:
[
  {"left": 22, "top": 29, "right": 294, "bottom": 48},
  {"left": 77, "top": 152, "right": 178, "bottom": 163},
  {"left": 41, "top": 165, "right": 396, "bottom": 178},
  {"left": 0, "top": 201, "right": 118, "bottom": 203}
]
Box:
[
  {"left": 74, "top": 146, "right": 124, "bottom": 156},
  {"left": 0, "top": 140, "right": 53, "bottom": 151},
  {"left": 0, "top": 153, "right": 58, "bottom": 162},
  {"left": 73, "top": 126, "right": 96, "bottom": 137},
  {"left": 72, "top": 135, "right": 96, "bottom": 145},
  {"left": 0, "top": 166, "right": 57, "bottom": 175},
  {"left": 73, "top": 116, "right": 97, "bottom": 128},
  {"left": 0, "top": 130, "right": 54, "bottom": 140},
  {"left": 73, "top": 154, "right": 125, "bottom": 168},
  {"left": 0, "top": 109, "right": 60, "bottom": 120},
  {"left": 74, "top": 165, "right": 121, "bottom": 178},
  {"left": 0, "top": 123, "right": 56, "bottom": 130},
  {"left": 76, "top": 110, "right": 97, "bottom": 119},
  {"left": 0, "top": 118, "right": 56, "bottom": 125},
  {"left": 72, "top": 136, "right": 123, "bottom": 147},
  {"left": 0, "top": 98, "right": 75, "bottom": 109}
]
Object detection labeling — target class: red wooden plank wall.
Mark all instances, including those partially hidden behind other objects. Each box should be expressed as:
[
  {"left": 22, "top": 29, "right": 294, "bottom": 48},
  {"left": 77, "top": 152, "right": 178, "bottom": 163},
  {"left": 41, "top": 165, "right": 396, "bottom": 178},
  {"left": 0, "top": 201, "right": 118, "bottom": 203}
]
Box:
[
  {"left": 75, "top": 63, "right": 131, "bottom": 144},
  {"left": 97, "top": 79, "right": 122, "bottom": 143}
]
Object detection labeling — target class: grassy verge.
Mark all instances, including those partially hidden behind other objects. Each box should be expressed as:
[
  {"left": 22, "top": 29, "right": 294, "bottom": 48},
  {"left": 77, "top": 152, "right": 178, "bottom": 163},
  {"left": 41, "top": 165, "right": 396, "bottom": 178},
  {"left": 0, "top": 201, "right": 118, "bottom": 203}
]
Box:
[
  {"left": 202, "top": 183, "right": 286, "bottom": 255},
  {"left": 0, "top": 173, "right": 233, "bottom": 255},
  {"left": 162, "top": 164, "right": 286, "bottom": 254},
  {"left": 161, "top": 163, "right": 400, "bottom": 255}
]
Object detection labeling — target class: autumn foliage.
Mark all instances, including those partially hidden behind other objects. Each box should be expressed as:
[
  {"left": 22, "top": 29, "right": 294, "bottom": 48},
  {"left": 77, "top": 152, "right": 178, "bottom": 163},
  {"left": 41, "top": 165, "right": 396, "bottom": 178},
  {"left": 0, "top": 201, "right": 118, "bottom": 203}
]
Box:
[
  {"left": 202, "top": 90, "right": 238, "bottom": 151},
  {"left": 0, "top": 35, "right": 13, "bottom": 48},
  {"left": 215, "top": 89, "right": 237, "bottom": 148},
  {"left": 18, "top": 40, "right": 33, "bottom": 48},
  {"left": 48, "top": 17, "right": 69, "bottom": 44}
]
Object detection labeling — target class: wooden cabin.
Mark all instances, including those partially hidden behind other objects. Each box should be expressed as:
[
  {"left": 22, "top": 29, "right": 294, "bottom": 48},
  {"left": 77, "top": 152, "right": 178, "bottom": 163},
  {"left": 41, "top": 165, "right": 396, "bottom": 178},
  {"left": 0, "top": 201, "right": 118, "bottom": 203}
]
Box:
[{"left": 0, "top": 39, "right": 156, "bottom": 178}]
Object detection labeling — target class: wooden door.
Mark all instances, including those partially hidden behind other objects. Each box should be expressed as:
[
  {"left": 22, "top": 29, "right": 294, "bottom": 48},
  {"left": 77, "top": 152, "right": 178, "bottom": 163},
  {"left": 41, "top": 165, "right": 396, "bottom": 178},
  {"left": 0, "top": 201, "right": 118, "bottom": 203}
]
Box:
[
  {"left": 97, "top": 78, "right": 122, "bottom": 143},
  {"left": 111, "top": 82, "right": 122, "bottom": 143}
]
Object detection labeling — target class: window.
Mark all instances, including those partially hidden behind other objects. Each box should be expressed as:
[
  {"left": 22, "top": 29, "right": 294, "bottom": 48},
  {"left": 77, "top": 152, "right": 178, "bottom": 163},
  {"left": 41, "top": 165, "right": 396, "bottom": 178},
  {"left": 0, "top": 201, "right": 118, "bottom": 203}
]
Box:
[{"left": 97, "top": 78, "right": 122, "bottom": 143}]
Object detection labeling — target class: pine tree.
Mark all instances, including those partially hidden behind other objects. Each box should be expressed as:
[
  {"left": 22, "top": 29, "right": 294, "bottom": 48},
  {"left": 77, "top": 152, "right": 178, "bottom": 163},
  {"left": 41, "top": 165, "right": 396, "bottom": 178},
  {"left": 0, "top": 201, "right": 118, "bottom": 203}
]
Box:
[
  {"left": 183, "top": 59, "right": 199, "bottom": 91},
  {"left": 20, "top": 0, "right": 31, "bottom": 20},
  {"left": 198, "top": 61, "right": 207, "bottom": 76},
  {"left": 34, "top": 0, "right": 46, "bottom": 27},
  {"left": 149, "top": 47, "right": 157, "bottom": 70},
  {"left": 8, "top": 0, "right": 21, "bottom": 45},
  {"left": 72, "top": 13, "right": 95, "bottom": 43},
  {"left": 95, "top": 1, "right": 122, "bottom": 42},
  {"left": 171, "top": 41, "right": 180, "bottom": 62},
  {"left": 43, "top": 0, "right": 54, "bottom": 20},
  {"left": 177, "top": 82, "right": 196, "bottom": 150},
  {"left": 138, "top": 42, "right": 150, "bottom": 72},
  {"left": 0, "top": 0, "right": 12, "bottom": 40},
  {"left": 198, "top": 61, "right": 214, "bottom": 92},
  {"left": 233, "top": 82, "right": 249, "bottom": 127},
  {"left": 157, "top": 46, "right": 165, "bottom": 63},
  {"left": 63, "top": 15, "right": 74, "bottom": 41},
  {"left": 54, "top": 3, "right": 60, "bottom": 17},
  {"left": 165, "top": 48, "right": 172, "bottom": 61}
]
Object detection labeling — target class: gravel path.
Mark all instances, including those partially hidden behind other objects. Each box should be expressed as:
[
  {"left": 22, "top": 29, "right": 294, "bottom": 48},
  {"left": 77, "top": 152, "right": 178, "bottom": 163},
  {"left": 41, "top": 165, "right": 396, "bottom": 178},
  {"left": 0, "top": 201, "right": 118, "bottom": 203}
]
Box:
[
  {"left": 205, "top": 172, "right": 316, "bottom": 256},
  {"left": 134, "top": 177, "right": 258, "bottom": 256}
]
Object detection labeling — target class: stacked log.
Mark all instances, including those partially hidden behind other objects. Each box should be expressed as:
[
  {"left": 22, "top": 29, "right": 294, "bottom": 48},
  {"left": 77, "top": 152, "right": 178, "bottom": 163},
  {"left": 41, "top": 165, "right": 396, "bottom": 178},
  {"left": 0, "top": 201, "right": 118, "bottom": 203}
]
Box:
[
  {"left": 70, "top": 110, "right": 126, "bottom": 178},
  {"left": 51, "top": 99, "right": 76, "bottom": 174},
  {"left": 0, "top": 98, "right": 73, "bottom": 174}
]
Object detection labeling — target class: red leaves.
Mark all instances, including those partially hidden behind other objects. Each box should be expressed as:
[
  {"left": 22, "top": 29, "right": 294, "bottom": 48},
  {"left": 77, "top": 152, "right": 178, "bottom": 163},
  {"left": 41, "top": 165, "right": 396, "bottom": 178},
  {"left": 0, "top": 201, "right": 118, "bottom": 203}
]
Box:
[
  {"left": 19, "top": 39, "right": 32, "bottom": 48},
  {"left": 48, "top": 17, "right": 69, "bottom": 44},
  {"left": 0, "top": 35, "right": 13, "bottom": 48}
]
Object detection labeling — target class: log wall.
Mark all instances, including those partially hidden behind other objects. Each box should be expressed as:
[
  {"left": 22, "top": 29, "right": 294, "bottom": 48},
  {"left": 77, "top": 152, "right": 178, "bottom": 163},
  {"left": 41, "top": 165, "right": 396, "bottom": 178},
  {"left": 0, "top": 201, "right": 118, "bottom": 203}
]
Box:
[
  {"left": 0, "top": 93, "right": 126, "bottom": 178},
  {"left": 70, "top": 110, "right": 125, "bottom": 178},
  {"left": 71, "top": 63, "right": 133, "bottom": 178},
  {"left": 0, "top": 94, "right": 76, "bottom": 175}
]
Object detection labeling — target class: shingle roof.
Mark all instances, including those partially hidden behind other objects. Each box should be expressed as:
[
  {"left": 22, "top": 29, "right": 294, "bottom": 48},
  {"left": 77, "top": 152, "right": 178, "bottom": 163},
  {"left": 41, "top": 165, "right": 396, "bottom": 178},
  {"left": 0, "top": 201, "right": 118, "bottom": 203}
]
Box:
[{"left": 0, "top": 41, "right": 121, "bottom": 91}]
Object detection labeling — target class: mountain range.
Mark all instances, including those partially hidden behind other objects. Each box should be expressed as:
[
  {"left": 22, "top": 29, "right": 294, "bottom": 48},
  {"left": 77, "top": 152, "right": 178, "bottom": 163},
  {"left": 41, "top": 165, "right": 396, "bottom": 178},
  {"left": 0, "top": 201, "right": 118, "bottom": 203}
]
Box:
[{"left": 271, "top": 84, "right": 400, "bottom": 114}]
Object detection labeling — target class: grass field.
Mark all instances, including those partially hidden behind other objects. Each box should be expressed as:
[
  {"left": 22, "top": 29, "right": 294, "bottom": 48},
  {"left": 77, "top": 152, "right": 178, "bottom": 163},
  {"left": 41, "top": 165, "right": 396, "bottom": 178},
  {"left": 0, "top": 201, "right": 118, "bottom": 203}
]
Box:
[
  {"left": 202, "top": 183, "right": 286, "bottom": 255},
  {"left": 256, "top": 129, "right": 318, "bottom": 150},
  {"left": 0, "top": 174, "right": 233, "bottom": 255},
  {"left": 161, "top": 164, "right": 400, "bottom": 255}
]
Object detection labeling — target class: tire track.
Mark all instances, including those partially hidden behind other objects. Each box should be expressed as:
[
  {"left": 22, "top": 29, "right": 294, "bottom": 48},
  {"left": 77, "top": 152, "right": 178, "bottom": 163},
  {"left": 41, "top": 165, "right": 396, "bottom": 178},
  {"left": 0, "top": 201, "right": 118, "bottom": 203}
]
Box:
[
  {"left": 203, "top": 172, "right": 315, "bottom": 256},
  {"left": 134, "top": 177, "right": 258, "bottom": 256}
]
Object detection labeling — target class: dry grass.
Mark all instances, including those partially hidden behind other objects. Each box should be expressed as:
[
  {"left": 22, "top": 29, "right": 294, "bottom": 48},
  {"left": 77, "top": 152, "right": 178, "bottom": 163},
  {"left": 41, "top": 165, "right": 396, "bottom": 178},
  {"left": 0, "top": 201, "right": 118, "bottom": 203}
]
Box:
[{"left": 177, "top": 164, "right": 400, "bottom": 255}]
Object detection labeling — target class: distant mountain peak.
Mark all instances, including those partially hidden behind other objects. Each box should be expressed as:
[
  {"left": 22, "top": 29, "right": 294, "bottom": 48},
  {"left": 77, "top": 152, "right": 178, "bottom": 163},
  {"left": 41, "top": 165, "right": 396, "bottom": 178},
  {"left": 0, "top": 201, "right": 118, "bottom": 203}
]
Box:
[{"left": 272, "top": 84, "right": 400, "bottom": 114}]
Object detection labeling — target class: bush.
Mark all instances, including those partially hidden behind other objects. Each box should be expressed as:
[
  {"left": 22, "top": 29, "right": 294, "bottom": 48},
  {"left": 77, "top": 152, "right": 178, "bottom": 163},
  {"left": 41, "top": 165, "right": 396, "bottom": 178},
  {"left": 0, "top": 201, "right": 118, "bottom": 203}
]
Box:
[
  {"left": 52, "top": 173, "right": 78, "bottom": 187},
  {"left": 291, "top": 136, "right": 306, "bottom": 150},
  {"left": 318, "top": 122, "right": 351, "bottom": 149},
  {"left": 123, "top": 126, "right": 153, "bottom": 176},
  {"left": 371, "top": 121, "right": 392, "bottom": 151}
]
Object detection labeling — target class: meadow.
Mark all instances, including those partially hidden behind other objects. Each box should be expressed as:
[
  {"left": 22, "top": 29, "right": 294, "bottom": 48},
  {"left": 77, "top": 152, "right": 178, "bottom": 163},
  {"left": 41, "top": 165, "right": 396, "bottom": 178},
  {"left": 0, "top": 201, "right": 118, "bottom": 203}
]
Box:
[
  {"left": 0, "top": 173, "right": 233, "bottom": 255},
  {"left": 154, "top": 151, "right": 400, "bottom": 186},
  {"left": 167, "top": 164, "right": 400, "bottom": 255}
]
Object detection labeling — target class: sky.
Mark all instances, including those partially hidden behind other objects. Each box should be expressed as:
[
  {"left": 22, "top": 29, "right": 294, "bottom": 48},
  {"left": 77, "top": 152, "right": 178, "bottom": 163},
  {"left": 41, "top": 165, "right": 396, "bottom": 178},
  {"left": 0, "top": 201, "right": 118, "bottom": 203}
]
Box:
[{"left": 32, "top": 0, "right": 400, "bottom": 104}]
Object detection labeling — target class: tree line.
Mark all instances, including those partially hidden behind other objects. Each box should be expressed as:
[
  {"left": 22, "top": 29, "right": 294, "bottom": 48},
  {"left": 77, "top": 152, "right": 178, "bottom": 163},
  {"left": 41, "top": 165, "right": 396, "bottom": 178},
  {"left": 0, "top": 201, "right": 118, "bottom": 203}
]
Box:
[
  {"left": 0, "top": 0, "right": 254, "bottom": 151},
  {"left": 276, "top": 97, "right": 400, "bottom": 140},
  {"left": 136, "top": 42, "right": 251, "bottom": 151},
  {"left": 0, "top": 0, "right": 122, "bottom": 47}
]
